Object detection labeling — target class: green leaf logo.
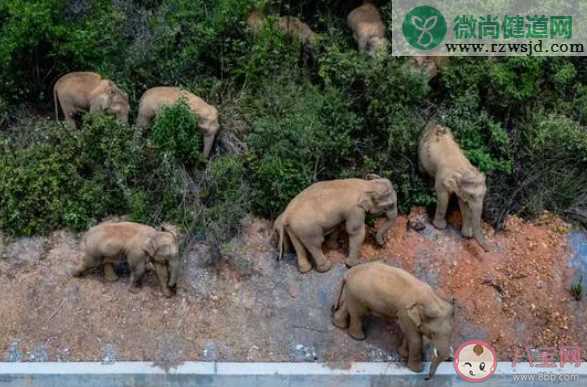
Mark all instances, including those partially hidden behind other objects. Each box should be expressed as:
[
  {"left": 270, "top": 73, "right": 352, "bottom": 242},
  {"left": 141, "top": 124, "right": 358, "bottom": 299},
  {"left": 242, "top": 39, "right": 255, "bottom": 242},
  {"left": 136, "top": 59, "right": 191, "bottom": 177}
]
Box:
[{"left": 402, "top": 6, "right": 447, "bottom": 50}]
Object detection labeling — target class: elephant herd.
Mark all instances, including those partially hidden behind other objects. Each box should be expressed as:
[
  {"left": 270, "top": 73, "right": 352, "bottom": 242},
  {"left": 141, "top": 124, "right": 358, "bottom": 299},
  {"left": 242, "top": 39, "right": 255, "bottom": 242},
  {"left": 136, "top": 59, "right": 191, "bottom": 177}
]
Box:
[
  {"left": 70, "top": 120, "right": 489, "bottom": 379},
  {"left": 56, "top": 1, "right": 490, "bottom": 380}
]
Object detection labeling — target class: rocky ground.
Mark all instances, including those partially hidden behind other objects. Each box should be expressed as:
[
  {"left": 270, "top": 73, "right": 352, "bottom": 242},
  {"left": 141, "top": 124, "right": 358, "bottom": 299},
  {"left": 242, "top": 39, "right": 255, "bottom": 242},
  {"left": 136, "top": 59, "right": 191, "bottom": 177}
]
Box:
[{"left": 0, "top": 208, "right": 585, "bottom": 367}]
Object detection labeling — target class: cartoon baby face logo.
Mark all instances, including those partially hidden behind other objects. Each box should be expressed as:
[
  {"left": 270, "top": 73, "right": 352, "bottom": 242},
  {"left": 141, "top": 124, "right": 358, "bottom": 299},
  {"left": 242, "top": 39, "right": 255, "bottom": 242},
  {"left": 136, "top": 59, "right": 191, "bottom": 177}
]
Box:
[{"left": 454, "top": 339, "right": 497, "bottom": 382}]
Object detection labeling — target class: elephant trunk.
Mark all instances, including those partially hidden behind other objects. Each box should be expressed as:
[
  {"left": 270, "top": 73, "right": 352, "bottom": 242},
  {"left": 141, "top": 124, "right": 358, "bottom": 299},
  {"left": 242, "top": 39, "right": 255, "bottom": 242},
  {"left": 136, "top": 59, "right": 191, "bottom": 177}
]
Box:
[
  {"left": 375, "top": 203, "right": 398, "bottom": 246},
  {"left": 472, "top": 204, "right": 490, "bottom": 252},
  {"left": 426, "top": 338, "right": 451, "bottom": 380},
  {"left": 168, "top": 258, "right": 180, "bottom": 288}
]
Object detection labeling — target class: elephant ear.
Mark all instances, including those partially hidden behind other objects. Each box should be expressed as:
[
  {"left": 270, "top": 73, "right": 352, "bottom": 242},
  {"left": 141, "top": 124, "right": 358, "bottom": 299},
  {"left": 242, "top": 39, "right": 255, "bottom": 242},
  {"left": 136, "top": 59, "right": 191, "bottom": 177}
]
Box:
[
  {"left": 143, "top": 235, "right": 158, "bottom": 259},
  {"left": 358, "top": 190, "right": 376, "bottom": 211},
  {"left": 406, "top": 303, "right": 423, "bottom": 327},
  {"left": 91, "top": 94, "right": 109, "bottom": 112},
  {"left": 441, "top": 171, "right": 461, "bottom": 194}
]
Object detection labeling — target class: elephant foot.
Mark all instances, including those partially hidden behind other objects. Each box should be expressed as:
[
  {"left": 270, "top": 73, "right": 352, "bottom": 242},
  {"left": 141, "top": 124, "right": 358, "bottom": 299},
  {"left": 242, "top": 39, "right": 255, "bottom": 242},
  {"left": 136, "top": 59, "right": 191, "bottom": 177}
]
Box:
[
  {"left": 332, "top": 312, "right": 349, "bottom": 329},
  {"left": 128, "top": 285, "right": 140, "bottom": 294},
  {"left": 462, "top": 228, "right": 473, "bottom": 238},
  {"left": 344, "top": 257, "right": 361, "bottom": 268},
  {"left": 433, "top": 219, "right": 447, "bottom": 230},
  {"left": 298, "top": 261, "right": 313, "bottom": 274},
  {"left": 348, "top": 328, "right": 366, "bottom": 341},
  {"left": 162, "top": 288, "right": 173, "bottom": 298},
  {"left": 104, "top": 272, "right": 119, "bottom": 282},
  {"left": 315, "top": 260, "right": 332, "bottom": 273},
  {"left": 407, "top": 360, "right": 423, "bottom": 373}
]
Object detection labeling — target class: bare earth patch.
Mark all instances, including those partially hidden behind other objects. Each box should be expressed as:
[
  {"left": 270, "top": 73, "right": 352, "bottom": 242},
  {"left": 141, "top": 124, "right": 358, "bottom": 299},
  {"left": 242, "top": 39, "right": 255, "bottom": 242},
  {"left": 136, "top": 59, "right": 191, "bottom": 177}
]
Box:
[{"left": 0, "top": 209, "right": 585, "bottom": 364}]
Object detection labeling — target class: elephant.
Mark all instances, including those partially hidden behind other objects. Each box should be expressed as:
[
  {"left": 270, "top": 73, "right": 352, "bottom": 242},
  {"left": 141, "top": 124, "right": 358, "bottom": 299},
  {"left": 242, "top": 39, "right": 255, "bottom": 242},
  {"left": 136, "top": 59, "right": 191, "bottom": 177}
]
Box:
[
  {"left": 72, "top": 222, "right": 180, "bottom": 298},
  {"left": 418, "top": 124, "right": 491, "bottom": 251},
  {"left": 273, "top": 175, "right": 398, "bottom": 273},
  {"left": 347, "top": 1, "right": 388, "bottom": 57},
  {"left": 246, "top": 10, "right": 319, "bottom": 46},
  {"left": 332, "top": 261, "right": 454, "bottom": 379},
  {"left": 136, "top": 87, "right": 220, "bottom": 158},
  {"left": 409, "top": 56, "right": 450, "bottom": 80},
  {"left": 53, "top": 72, "right": 129, "bottom": 127}
]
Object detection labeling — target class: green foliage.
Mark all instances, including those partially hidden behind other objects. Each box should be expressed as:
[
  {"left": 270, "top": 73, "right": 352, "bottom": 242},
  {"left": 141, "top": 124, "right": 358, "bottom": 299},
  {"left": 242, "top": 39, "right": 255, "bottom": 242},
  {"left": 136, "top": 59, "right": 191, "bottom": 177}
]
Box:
[
  {"left": 150, "top": 99, "right": 202, "bottom": 165},
  {"left": 0, "top": 115, "right": 130, "bottom": 234},
  {"left": 1, "top": 0, "right": 586, "bottom": 240},
  {"left": 246, "top": 79, "right": 359, "bottom": 216}
]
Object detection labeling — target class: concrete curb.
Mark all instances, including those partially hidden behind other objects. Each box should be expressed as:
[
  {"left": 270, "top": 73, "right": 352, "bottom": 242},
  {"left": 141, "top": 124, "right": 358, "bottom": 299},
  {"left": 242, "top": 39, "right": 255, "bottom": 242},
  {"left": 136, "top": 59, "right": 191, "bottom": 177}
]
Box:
[{"left": 1, "top": 362, "right": 586, "bottom": 386}]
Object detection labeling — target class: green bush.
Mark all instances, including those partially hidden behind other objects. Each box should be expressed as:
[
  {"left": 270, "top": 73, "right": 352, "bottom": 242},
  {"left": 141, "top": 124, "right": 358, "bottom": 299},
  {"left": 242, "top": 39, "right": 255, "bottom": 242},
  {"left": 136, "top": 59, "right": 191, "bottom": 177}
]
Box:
[
  {"left": 246, "top": 79, "right": 359, "bottom": 217},
  {"left": 0, "top": 115, "right": 130, "bottom": 235},
  {"left": 150, "top": 99, "right": 202, "bottom": 165},
  {"left": 1, "top": 0, "right": 587, "bottom": 239}
]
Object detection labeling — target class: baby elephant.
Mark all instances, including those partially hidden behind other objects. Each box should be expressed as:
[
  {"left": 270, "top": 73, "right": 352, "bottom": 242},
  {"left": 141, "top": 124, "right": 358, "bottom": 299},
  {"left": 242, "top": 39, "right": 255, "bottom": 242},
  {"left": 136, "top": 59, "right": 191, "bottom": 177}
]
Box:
[
  {"left": 418, "top": 124, "right": 490, "bottom": 251},
  {"left": 136, "top": 87, "right": 220, "bottom": 158},
  {"left": 274, "top": 175, "right": 397, "bottom": 273},
  {"left": 332, "top": 261, "right": 454, "bottom": 379},
  {"left": 347, "top": 1, "right": 388, "bottom": 57},
  {"left": 72, "top": 222, "right": 180, "bottom": 298},
  {"left": 53, "top": 72, "right": 129, "bottom": 127}
]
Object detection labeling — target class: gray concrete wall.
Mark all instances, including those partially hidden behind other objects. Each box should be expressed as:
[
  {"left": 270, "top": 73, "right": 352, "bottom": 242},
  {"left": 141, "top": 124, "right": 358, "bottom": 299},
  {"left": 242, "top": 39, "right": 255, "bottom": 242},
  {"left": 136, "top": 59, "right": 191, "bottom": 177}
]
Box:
[{"left": 1, "top": 362, "right": 587, "bottom": 387}]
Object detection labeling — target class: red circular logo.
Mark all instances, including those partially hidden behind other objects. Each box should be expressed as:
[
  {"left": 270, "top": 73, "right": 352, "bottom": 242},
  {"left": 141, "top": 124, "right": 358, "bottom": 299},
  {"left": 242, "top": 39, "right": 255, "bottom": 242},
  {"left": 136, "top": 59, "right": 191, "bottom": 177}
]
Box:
[{"left": 454, "top": 339, "right": 497, "bottom": 382}]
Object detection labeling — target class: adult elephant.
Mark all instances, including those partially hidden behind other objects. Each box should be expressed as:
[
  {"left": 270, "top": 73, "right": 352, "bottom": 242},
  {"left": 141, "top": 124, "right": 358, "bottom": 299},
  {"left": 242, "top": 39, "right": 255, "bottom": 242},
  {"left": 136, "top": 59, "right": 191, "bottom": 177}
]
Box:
[
  {"left": 332, "top": 261, "right": 454, "bottom": 379},
  {"left": 53, "top": 72, "right": 129, "bottom": 127},
  {"left": 273, "top": 175, "right": 398, "bottom": 273},
  {"left": 418, "top": 123, "right": 491, "bottom": 251},
  {"left": 136, "top": 87, "right": 220, "bottom": 158}
]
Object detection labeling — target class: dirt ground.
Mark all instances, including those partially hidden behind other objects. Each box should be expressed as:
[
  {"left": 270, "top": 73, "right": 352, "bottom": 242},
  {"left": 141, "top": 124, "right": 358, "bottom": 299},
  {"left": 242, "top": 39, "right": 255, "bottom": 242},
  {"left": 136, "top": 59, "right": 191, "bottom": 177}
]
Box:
[{"left": 0, "top": 208, "right": 585, "bottom": 365}]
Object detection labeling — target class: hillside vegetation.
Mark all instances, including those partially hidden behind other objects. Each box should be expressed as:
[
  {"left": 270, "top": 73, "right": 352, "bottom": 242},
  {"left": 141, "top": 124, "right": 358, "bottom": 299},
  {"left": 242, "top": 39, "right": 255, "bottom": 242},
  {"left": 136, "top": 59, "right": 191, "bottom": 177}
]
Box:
[{"left": 1, "top": 0, "right": 586, "bottom": 247}]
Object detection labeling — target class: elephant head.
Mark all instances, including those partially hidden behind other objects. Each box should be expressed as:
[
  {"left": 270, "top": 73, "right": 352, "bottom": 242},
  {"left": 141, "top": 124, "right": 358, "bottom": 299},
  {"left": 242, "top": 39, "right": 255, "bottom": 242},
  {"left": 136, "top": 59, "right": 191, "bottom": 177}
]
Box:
[
  {"left": 406, "top": 298, "right": 454, "bottom": 379},
  {"left": 145, "top": 226, "right": 180, "bottom": 287},
  {"left": 444, "top": 169, "right": 489, "bottom": 251},
  {"left": 90, "top": 81, "right": 130, "bottom": 124},
  {"left": 360, "top": 175, "right": 398, "bottom": 245}
]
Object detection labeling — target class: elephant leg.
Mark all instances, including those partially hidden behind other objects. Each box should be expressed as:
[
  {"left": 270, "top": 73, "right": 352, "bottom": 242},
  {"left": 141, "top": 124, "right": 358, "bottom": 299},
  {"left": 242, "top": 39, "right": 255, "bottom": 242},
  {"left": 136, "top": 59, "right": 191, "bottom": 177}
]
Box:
[
  {"left": 433, "top": 188, "right": 449, "bottom": 230},
  {"left": 458, "top": 198, "right": 473, "bottom": 238},
  {"left": 202, "top": 134, "right": 216, "bottom": 158},
  {"left": 347, "top": 298, "right": 367, "bottom": 340},
  {"left": 345, "top": 217, "right": 366, "bottom": 268},
  {"left": 61, "top": 106, "right": 77, "bottom": 128},
  {"left": 399, "top": 336, "right": 409, "bottom": 359},
  {"left": 287, "top": 229, "right": 313, "bottom": 273},
  {"left": 325, "top": 228, "right": 340, "bottom": 250},
  {"left": 72, "top": 254, "right": 101, "bottom": 277},
  {"left": 332, "top": 301, "right": 349, "bottom": 329},
  {"left": 103, "top": 263, "right": 119, "bottom": 282},
  {"left": 398, "top": 314, "right": 424, "bottom": 373},
  {"left": 128, "top": 260, "right": 146, "bottom": 294},
  {"left": 302, "top": 234, "right": 332, "bottom": 273},
  {"left": 153, "top": 262, "right": 172, "bottom": 298}
]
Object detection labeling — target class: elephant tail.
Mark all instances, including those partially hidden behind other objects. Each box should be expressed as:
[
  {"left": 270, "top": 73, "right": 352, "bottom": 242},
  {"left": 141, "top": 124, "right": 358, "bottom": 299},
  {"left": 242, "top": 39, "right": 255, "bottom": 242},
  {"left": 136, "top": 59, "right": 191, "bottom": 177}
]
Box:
[
  {"left": 273, "top": 214, "right": 286, "bottom": 261},
  {"left": 331, "top": 277, "right": 346, "bottom": 314},
  {"left": 53, "top": 82, "right": 59, "bottom": 121}
]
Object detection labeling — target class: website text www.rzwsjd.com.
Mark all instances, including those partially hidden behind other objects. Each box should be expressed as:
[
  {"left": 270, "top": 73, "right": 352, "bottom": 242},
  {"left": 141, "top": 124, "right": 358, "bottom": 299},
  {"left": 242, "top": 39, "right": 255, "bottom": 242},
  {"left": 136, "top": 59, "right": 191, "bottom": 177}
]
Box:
[{"left": 445, "top": 40, "right": 585, "bottom": 55}]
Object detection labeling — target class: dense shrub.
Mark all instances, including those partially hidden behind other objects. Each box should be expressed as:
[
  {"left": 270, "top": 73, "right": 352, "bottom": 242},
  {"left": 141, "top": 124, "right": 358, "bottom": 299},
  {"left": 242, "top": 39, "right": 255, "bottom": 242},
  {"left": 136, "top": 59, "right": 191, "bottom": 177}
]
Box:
[
  {"left": 150, "top": 100, "right": 202, "bottom": 165},
  {"left": 246, "top": 79, "right": 359, "bottom": 217},
  {"left": 0, "top": 0, "right": 586, "bottom": 240}
]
